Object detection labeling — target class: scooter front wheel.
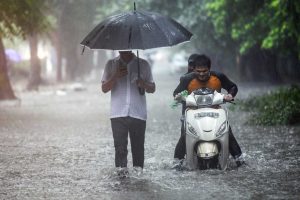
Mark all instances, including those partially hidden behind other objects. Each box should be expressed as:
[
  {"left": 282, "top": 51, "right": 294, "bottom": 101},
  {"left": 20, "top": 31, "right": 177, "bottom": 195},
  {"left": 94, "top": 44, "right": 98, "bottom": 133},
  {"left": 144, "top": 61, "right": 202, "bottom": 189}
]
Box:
[{"left": 197, "top": 156, "right": 219, "bottom": 170}]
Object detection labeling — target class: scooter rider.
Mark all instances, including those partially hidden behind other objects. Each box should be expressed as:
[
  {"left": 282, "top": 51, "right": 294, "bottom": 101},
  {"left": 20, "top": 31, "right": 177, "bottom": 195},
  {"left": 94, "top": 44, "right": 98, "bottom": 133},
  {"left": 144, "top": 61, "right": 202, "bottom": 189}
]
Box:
[{"left": 172, "top": 54, "right": 245, "bottom": 168}]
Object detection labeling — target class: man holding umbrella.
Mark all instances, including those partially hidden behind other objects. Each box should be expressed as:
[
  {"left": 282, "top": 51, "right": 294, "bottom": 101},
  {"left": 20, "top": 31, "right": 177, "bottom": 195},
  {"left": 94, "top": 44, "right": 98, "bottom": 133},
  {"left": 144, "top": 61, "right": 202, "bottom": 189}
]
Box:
[
  {"left": 101, "top": 50, "right": 155, "bottom": 175},
  {"left": 81, "top": 3, "right": 192, "bottom": 175}
]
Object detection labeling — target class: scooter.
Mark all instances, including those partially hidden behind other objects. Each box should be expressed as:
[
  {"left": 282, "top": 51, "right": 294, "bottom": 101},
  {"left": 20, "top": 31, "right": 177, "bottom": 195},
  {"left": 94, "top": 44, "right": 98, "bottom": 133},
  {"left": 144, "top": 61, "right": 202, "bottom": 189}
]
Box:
[{"left": 176, "top": 88, "right": 232, "bottom": 170}]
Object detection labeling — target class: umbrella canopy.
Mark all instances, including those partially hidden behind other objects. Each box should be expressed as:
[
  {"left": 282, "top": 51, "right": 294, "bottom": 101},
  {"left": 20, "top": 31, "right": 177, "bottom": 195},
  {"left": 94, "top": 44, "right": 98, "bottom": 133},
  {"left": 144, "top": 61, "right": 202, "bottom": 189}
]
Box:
[{"left": 80, "top": 9, "right": 192, "bottom": 50}]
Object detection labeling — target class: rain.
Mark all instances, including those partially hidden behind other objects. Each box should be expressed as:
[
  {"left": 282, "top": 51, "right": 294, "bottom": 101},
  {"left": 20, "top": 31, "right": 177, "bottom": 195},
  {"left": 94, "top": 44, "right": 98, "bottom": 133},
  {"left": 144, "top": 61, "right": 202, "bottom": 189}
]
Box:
[{"left": 0, "top": 1, "right": 299, "bottom": 199}]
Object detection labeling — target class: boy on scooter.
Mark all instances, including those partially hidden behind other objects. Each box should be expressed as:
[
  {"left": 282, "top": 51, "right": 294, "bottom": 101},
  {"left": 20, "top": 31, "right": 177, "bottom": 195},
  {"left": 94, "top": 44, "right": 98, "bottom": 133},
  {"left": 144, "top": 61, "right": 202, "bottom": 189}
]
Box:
[{"left": 172, "top": 54, "right": 245, "bottom": 169}]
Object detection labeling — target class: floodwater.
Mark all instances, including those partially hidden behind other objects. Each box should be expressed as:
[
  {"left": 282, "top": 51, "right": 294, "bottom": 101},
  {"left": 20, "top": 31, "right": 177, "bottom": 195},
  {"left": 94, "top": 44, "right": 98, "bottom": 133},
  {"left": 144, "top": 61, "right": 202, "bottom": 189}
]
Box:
[{"left": 0, "top": 73, "right": 299, "bottom": 200}]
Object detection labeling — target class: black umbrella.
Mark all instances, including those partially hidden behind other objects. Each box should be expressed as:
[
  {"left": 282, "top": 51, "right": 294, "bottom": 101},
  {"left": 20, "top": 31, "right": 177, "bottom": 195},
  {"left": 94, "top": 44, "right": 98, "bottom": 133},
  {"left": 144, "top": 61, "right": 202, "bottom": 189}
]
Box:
[
  {"left": 80, "top": 3, "right": 193, "bottom": 94},
  {"left": 80, "top": 4, "right": 192, "bottom": 50}
]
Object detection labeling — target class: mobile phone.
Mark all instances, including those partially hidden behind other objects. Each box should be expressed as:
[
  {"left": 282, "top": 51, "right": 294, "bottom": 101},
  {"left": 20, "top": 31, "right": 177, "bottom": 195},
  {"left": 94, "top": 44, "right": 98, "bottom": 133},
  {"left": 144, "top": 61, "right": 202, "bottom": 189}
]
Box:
[
  {"left": 119, "top": 62, "right": 127, "bottom": 73},
  {"left": 119, "top": 61, "right": 127, "bottom": 72}
]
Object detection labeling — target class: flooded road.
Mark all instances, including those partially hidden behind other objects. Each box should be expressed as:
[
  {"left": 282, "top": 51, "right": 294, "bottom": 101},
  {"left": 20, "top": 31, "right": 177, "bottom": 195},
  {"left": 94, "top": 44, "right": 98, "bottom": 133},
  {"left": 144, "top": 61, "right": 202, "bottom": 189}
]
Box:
[{"left": 0, "top": 73, "right": 299, "bottom": 199}]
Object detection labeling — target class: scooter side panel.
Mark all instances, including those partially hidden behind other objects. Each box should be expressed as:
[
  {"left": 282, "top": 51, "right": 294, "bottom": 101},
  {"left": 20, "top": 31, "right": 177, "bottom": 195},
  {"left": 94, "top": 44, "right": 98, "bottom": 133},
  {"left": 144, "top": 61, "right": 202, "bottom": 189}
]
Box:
[
  {"left": 185, "top": 134, "right": 198, "bottom": 170},
  {"left": 218, "top": 132, "right": 229, "bottom": 170}
]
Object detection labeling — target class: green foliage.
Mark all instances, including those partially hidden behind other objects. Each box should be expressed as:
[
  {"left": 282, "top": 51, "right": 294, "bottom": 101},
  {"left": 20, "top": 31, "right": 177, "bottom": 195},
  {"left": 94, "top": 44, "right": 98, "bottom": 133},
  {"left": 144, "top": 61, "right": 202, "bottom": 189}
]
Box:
[
  {"left": 2, "top": 0, "right": 297, "bottom": 82},
  {"left": 205, "top": 0, "right": 300, "bottom": 58},
  {"left": 237, "top": 85, "right": 300, "bottom": 125},
  {"left": 0, "top": 0, "right": 51, "bottom": 38},
  {"left": 0, "top": 1, "right": 23, "bottom": 38}
]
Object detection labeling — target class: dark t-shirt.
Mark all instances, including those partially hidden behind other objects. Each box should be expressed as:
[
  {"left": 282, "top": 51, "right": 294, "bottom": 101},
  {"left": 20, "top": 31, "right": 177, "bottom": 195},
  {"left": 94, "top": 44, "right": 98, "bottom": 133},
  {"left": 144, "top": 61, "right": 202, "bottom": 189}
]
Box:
[
  {"left": 173, "top": 71, "right": 238, "bottom": 97},
  {"left": 173, "top": 71, "right": 238, "bottom": 115}
]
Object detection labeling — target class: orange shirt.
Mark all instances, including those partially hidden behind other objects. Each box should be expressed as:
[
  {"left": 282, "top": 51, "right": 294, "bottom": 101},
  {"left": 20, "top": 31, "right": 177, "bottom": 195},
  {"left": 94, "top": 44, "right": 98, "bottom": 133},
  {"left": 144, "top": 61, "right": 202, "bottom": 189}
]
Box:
[{"left": 187, "top": 75, "right": 222, "bottom": 93}]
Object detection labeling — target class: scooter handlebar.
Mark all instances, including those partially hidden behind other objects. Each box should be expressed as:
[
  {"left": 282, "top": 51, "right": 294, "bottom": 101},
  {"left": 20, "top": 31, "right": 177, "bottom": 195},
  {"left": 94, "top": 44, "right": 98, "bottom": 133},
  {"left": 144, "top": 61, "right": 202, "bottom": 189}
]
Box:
[{"left": 224, "top": 98, "right": 236, "bottom": 105}]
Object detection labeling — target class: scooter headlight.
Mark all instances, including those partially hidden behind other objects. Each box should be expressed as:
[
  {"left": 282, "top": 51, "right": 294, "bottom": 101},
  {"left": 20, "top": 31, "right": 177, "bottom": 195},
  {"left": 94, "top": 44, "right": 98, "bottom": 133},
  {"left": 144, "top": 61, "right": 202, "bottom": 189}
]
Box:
[
  {"left": 187, "top": 122, "right": 197, "bottom": 136},
  {"left": 215, "top": 122, "right": 227, "bottom": 137},
  {"left": 195, "top": 94, "right": 213, "bottom": 106}
]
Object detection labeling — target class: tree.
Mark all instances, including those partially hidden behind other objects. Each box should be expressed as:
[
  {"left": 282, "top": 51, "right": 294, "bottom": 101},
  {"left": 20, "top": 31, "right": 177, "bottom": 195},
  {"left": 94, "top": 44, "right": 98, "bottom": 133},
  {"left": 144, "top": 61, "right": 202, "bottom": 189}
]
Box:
[
  {"left": 0, "top": 0, "right": 51, "bottom": 99},
  {"left": 17, "top": 0, "right": 51, "bottom": 90},
  {"left": 147, "top": 0, "right": 300, "bottom": 82},
  {"left": 0, "top": 38, "right": 15, "bottom": 99},
  {"left": 0, "top": 1, "right": 22, "bottom": 99},
  {"left": 205, "top": 0, "right": 300, "bottom": 81},
  {"left": 50, "top": 0, "right": 102, "bottom": 81}
]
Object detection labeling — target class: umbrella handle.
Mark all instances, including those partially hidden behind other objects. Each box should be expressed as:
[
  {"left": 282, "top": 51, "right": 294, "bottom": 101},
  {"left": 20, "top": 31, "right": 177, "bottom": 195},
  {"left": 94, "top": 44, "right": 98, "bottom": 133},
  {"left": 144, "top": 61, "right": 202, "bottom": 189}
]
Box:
[{"left": 137, "top": 50, "right": 145, "bottom": 95}]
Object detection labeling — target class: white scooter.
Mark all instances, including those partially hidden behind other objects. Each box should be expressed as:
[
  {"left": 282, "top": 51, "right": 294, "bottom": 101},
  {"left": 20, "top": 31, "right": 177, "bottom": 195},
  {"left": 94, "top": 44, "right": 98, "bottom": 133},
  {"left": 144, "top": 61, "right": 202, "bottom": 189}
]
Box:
[{"left": 176, "top": 88, "right": 232, "bottom": 170}]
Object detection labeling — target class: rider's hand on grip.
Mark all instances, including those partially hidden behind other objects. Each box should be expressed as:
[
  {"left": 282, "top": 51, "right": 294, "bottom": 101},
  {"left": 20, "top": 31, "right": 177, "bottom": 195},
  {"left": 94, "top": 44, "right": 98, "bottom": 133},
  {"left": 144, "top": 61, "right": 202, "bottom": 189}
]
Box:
[{"left": 224, "top": 94, "right": 233, "bottom": 102}]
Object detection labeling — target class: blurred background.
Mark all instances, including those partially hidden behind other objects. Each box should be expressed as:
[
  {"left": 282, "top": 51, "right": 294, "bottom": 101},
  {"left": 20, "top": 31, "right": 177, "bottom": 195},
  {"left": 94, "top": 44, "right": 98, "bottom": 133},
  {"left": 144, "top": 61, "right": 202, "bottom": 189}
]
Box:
[{"left": 0, "top": 0, "right": 299, "bottom": 100}]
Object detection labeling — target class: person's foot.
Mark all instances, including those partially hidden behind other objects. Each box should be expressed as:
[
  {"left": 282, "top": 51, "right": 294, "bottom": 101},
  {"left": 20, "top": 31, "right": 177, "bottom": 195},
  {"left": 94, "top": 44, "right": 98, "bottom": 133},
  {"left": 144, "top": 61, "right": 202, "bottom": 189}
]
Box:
[
  {"left": 132, "top": 166, "right": 143, "bottom": 176},
  {"left": 116, "top": 167, "right": 129, "bottom": 178}
]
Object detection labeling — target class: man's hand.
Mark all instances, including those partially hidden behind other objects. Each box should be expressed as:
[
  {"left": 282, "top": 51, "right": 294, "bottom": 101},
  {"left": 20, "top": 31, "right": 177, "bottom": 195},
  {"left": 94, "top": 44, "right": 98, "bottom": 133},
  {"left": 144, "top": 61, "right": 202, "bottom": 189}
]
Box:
[
  {"left": 136, "top": 78, "right": 155, "bottom": 93},
  {"left": 174, "top": 93, "right": 182, "bottom": 101},
  {"left": 224, "top": 94, "right": 234, "bottom": 102},
  {"left": 102, "top": 67, "right": 127, "bottom": 93},
  {"left": 114, "top": 67, "right": 128, "bottom": 79},
  {"left": 136, "top": 78, "right": 146, "bottom": 88}
]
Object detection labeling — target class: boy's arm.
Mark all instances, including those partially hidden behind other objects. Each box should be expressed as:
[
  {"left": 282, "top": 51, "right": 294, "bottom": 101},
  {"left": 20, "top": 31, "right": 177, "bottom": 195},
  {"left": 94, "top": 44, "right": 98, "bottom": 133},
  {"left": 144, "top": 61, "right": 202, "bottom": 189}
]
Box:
[
  {"left": 173, "top": 72, "right": 196, "bottom": 96},
  {"left": 212, "top": 71, "right": 238, "bottom": 97}
]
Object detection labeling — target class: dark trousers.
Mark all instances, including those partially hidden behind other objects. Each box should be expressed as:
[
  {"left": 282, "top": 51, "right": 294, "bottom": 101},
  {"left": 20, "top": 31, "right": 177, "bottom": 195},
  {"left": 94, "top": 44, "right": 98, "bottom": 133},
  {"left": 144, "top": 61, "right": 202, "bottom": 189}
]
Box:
[
  {"left": 111, "top": 117, "right": 146, "bottom": 168},
  {"left": 174, "top": 121, "right": 242, "bottom": 159}
]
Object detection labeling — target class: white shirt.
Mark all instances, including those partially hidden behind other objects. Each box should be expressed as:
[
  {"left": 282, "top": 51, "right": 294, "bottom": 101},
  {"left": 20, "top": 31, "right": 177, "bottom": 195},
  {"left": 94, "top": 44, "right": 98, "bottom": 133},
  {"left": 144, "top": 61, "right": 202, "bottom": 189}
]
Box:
[{"left": 101, "top": 55, "right": 154, "bottom": 121}]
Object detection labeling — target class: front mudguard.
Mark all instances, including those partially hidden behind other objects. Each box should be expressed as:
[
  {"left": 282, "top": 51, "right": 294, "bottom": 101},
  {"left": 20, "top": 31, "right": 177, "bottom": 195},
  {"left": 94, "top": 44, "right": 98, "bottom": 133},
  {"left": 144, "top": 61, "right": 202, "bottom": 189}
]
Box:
[{"left": 185, "top": 132, "right": 229, "bottom": 170}]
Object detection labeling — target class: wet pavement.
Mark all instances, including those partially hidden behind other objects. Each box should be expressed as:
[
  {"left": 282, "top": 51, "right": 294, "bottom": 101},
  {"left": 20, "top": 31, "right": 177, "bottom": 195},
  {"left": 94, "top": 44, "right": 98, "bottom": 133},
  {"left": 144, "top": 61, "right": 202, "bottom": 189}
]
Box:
[{"left": 0, "top": 73, "right": 299, "bottom": 200}]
